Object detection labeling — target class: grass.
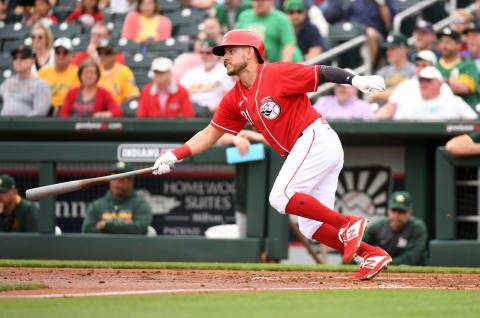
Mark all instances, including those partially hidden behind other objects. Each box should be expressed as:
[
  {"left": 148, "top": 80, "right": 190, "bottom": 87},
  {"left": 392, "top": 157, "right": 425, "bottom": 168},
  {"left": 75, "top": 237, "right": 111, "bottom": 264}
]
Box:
[
  {"left": 1, "top": 259, "right": 480, "bottom": 274},
  {"left": 0, "top": 283, "right": 48, "bottom": 292},
  {"left": 1, "top": 290, "right": 479, "bottom": 318}
]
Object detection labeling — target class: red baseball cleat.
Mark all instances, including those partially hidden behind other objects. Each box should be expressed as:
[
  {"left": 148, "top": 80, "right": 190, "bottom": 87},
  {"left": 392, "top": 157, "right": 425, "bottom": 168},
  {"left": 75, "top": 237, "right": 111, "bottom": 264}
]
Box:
[
  {"left": 349, "top": 247, "right": 392, "bottom": 280},
  {"left": 339, "top": 216, "right": 368, "bottom": 264}
]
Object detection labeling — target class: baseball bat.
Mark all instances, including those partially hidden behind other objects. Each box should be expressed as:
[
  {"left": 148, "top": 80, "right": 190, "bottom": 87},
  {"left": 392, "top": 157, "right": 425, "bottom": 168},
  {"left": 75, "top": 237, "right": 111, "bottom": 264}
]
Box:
[{"left": 26, "top": 166, "right": 155, "bottom": 201}]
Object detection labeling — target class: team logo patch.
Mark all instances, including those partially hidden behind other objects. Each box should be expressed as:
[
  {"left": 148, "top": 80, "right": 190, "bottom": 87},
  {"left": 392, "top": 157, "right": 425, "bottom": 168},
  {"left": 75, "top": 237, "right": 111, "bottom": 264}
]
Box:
[{"left": 260, "top": 97, "right": 281, "bottom": 120}]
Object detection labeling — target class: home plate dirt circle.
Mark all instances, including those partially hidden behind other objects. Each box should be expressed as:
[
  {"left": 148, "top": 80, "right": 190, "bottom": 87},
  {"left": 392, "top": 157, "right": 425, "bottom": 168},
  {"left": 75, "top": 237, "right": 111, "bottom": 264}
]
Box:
[{"left": 1, "top": 268, "right": 480, "bottom": 298}]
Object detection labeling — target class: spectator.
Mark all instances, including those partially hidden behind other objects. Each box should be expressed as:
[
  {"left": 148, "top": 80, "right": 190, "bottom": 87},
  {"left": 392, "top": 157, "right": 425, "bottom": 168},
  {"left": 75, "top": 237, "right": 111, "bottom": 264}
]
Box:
[
  {"left": 192, "top": 0, "right": 215, "bottom": 11},
  {"left": 121, "top": 0, "right": 172, "bottom": 44},
  {"left": 451, "top": 8, "right": 473, "bottom": 53},
  {"left": 437, "top": 27, "right": 479, "bottom": 108},
  {"left": 195, "top": 17, "right": 224, "bottom": 52},
  {"left": 72, "top": 22, "right": 125, "bottom": 67},
  {"left": 101, "top": 0, "right": 136, "bottom": 14},
  {"left": 0, "top": 174, "right": 39, "bottom": 233},
  {"left": 180, "top": 39, "right": 235, "bottom": 117},
  {"left": 96, "top": 40, "right": 140, "bottom": 104},
  {"left": 407, "top": 20, "right": 440, "bottom": 62},
  {"left": 363, "top": 191, "right": 427, "bottom": 265},
  {"left": 171, "top": 52, "right": 202, "bottom": 83},
  {"left": 371, "top": 33, "right": 415, "bottom": 105},
  {"left": 285, "top": 0, "right": 324, "bottom": 61},
  {"left": 0, "top": 45, "right": 51, "bottom": 117},
  {"left": 377, "top": 66, "right": 477, "bottom": 120},
  {"left": 345, "top": 0, "right": 397, "bottom": 72},
  {"left": 60, "top": 59, "right": 123, "bottom": 118},
  {"left": 210, "top": 0, "right": 252, "bottom": 31},
  {"left": 446, "top": 130, "right": 480, "bottom": 156},
  {"left": 66, "top": 0, "right": 104, "bottom": 28},
  {"left": 30, "top": 22, "right": 55, "bottom": 74},
  {"left": 462, "top": 21, "right": 480, "bottom": 77},
  {"left": 26, "top": 0, "right": 58, "bottom": 26},
  {"left": 81, "top": 161, "right": 153, "bottom": 234},
  {"left": 236, "top": 0, "right": 302, "bottom": 62},
  {"left": 313, "top": 83, "right": 375, "bottom": 120},
  {"left": 137, "top": 57, "right": 194, "bottom": 118},
  {"left": 38, "top": 37, "right": 80, "bottom": 116}
]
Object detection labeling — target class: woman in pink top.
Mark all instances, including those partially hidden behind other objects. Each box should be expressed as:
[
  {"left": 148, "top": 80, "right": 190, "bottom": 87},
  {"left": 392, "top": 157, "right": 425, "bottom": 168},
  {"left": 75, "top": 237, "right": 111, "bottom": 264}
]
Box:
[{"left": 121, "top": 0, "right": 172, "bottom": 43}]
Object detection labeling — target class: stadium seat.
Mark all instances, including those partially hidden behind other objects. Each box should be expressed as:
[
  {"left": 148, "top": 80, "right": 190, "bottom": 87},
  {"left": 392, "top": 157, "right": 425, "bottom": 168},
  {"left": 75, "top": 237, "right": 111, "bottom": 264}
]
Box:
[
  {"left": 146, "top": 38, "right": 189, "bottom": 59},
  {"left": 55, "top": 0, "right": 78, "bottom": 10},
  {"left": 175, "top": 23, "right": 202, "bottom": 38},
  {"left": 51, "top": 22, "right": 82, "bottom": 39},
  {"left": 328, "top": 22, "right": 366, "bottom": 42},
  {"left": 71, "top": 34, "right": 90, "bottom": 52},
  {"left": 158, "top": 0, "right": 181, "bottom": 13},
  {"left": 113, "top": 12, "right": 128, "bottom": 23},
  {"left": 0, "top": 22, "right": 30, "bottom": 41},
  {"left": 2, "top": 38, "right": 28, "bottom": 53},
  {"left": 124, "top": 52, "right": 155, "bottom": 70},
  {"left": 133, "top": 69, "right": 152, "bottom": 90},
  {"left": 121, "top": 99, "right": 140, "bottom": 117},
  {"left": 115, "top": 38, "right": 142, "bottom": 54},
  {"left": 166, "top": 8, "right": 206, "bottom": 28},
  {"left": 107, "top": 21, "right": 124, "bottom": 40}
]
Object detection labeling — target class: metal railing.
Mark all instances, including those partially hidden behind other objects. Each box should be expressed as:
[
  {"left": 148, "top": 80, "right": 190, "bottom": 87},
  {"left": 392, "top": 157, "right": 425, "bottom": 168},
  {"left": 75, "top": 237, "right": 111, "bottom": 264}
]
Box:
[{"left": 393, "top": 0, "right": 443, "bottom": 34}]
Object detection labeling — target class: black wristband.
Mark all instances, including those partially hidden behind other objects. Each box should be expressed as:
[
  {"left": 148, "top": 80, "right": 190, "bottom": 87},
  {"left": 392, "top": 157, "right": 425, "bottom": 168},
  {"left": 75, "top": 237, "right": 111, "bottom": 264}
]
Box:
[{"left": 317, "top": 65, "right": 355, "bottom": 86}]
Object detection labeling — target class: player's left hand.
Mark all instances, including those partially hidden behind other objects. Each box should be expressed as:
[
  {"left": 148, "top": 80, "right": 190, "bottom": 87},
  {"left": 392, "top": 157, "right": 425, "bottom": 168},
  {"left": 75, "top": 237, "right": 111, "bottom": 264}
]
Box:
[
  {"left": 153, "top": 151, "right": 178, "bottom": 175},
  {"left": 352, "top": 75, "right": 386, "bottom": 96}
]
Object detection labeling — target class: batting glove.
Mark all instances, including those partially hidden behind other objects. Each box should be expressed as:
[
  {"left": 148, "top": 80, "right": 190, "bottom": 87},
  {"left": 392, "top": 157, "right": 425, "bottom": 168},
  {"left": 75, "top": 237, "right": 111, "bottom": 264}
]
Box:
[
  {"left": 153, "top": 151, "right": 178, "bottom": 175},
  {"left": 352, "top": 75, "right": 386, "bottom": 96}
]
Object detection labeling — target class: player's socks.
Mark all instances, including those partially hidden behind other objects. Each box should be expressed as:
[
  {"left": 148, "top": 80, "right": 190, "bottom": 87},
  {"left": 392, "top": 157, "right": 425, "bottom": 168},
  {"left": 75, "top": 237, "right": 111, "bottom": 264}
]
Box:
[
  {"left": 285, "top": 193, "right": 349, "bottom": 229},
  {"left": 356, "top": 241, "right": 376, "bottom": 257},
  {"left": 311, "top": 223, "right": 344, "bottom": 251}
]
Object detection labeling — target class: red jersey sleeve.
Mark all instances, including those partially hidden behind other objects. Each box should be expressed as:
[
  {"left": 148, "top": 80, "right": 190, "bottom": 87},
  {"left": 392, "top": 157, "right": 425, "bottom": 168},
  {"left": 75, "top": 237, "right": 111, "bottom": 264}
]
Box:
[
  {"left": 271, "top": 63, "right": 319, "bottom": 96},
  {"left": 211, "top": 90, "right": 246, "bottom": 135}
]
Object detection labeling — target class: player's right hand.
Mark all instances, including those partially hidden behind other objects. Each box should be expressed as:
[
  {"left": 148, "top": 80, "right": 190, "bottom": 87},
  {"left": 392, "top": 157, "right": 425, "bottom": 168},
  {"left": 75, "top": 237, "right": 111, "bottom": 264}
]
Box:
[
  {"left": 352, "top": 75, "right": 385, "bottom": 96},
  {"left": 153, "top": 151, "right": 178, "bottom": 175}
]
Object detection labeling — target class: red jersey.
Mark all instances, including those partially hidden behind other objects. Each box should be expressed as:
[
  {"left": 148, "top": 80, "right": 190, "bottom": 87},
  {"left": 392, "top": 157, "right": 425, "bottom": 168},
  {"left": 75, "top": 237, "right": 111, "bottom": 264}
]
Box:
[
  {"left": 211, "top": 63, "right": 321, "bottom": 157},
  {"left": 136, "top": 82, "right": 194, "bottom": 118}
]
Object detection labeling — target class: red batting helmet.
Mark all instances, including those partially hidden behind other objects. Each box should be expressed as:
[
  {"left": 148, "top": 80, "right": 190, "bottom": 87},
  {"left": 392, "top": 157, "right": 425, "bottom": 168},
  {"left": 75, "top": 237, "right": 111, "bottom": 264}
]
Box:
[{"left": 212, "top": 30, "right": 265, "bottom": 63}]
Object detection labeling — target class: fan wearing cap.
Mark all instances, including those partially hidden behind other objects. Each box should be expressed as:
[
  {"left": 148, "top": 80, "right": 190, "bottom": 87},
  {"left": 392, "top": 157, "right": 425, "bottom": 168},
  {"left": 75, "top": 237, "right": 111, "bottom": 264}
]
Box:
[
  {"left": 38, "top": 37, "right": 80, "bottom": 116},
  {"left": 236, "top": 0, "right": 302, "bottom": 62},
  {"left": 0, "top": 174, "right": 39, "bottom": 233},
  {"left": 380, "top": 66, "right": 477, "bottom": 120},
  {"left": 137, "top": 57, "right": 194, "bottom": 118},
  {"left": 26, "top": 0, "right": 58, "bottom": 26},
  {"left": 66, "top": 0, "right": 104, "bottom": 28},
  {"left": 180, "top": 39, "right": 235, "bottom": 117},
  {"left": 371, "top": 33, "right": 415, "bottom": 104},
  {"left": 59, "top": 58, "right": 123, "bottom": 118},
  {"left": 96, "top": 39, "right": 140, "bottom": 104},
  {"left": 461, "top": 21, "right": 480, "bottom": 79},
  {"left": 362, "top": 191, "right": 427, "bottom": 266},
  {"left": 407, "top": 20, "right": 441, "bottom": 63},
  {"left": 82, "top": 162, "right": 153, "bottom": 234},
  {"left": 285, "top": 0, "right": 324, "bottom": 61},
  {"left": 437, "top": 27, "right": 479, "bottom": 108},
  {"left": 0, "top": 45, "right": 51, "bottom": 117},
  {"left": 210, "top": 0, "right": 252, "bottom": 31}
]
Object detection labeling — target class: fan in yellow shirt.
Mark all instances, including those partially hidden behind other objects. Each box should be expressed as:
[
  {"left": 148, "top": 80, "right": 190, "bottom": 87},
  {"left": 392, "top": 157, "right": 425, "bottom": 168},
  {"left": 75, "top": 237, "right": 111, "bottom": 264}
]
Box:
[
  {"left": 37, "top": 37, "right": 80, "bottom": 116},
  {"left": 96, "top": 40, "right": 140, "bottom": 104}
]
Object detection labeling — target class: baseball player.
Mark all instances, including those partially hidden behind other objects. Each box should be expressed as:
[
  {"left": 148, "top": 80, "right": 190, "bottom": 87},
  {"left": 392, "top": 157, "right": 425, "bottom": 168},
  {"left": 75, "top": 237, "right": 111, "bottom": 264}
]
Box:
[{"left": 153, "top": 30, "right": 392, "bottom": 279}]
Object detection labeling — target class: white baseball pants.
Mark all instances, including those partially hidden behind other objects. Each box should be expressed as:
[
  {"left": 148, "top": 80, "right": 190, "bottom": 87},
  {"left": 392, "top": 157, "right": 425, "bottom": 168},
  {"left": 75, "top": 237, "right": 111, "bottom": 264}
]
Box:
[{"left": 269, "top": 118, "right": 344, "bottom": 239}]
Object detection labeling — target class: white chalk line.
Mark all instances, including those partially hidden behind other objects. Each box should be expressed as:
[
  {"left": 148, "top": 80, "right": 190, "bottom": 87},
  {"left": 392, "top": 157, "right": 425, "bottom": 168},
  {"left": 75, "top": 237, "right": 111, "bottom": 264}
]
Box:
[{"left": 0, "top": 285, "right": 450, "bottom": 299}]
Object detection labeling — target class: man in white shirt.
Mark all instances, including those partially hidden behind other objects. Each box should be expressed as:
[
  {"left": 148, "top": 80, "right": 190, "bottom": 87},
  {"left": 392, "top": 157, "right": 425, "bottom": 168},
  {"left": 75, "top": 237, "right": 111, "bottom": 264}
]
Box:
[
  {"left": 180, "top": 39, "right": 235, "bottom": 117},
  {"left": 389, "top": 66, "right": 477, "bottom": 120}
]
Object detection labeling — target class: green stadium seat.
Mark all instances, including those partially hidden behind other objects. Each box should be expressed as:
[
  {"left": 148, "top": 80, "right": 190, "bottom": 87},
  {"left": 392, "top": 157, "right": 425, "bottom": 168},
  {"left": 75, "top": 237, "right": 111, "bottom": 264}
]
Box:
[
  {"left": 124, "top": 52, "right": 155, "bottom": 70},
  {"left": 158, "top": 0, "right": 182, "bottom": 13},
  {"left": 116, "top": 38, "right": 142, "bottom": 54},
  {"left": 0, "top": 22, "right": 30, "bottom": 41},
  {"left": 50, "top": 22, "right": 82, "bottom": 40}
]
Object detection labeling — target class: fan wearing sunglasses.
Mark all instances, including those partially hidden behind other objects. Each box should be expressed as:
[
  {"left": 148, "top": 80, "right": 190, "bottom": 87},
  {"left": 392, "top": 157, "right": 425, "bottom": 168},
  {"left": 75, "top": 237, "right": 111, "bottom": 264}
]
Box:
[
  {"left": 0, "top": 45, "right": 51, "bottom": 117},
  {"left": 30, "top": 22, "right": 55, "bottom": 73},
  {"left": 38, "top": 37, "right": 80, "bottom": 116}
]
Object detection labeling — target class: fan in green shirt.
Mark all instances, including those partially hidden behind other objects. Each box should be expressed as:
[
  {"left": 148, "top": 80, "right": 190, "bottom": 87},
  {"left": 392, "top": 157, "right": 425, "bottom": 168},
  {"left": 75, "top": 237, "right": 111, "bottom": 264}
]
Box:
[
  {"left": 211, "top": 0, "right": 252, "bottom": 30},
  {"left": 362, "top": 191, "right": 428, "bottom": 265},
  {"left": 0, "top": 174, "right": 39, "bottom": 233},
  {"left": 81, "top": 162, "right": 153, "bottom": 234},
  {"left": 236, "top": 0, "right": 303, "bottom": 62}
]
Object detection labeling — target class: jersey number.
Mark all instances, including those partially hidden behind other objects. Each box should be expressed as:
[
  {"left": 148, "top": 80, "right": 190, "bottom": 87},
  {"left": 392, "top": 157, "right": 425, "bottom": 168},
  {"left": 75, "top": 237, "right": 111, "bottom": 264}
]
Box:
[{"left": 240, "top": 109, "right": 254, "bottom": 127}]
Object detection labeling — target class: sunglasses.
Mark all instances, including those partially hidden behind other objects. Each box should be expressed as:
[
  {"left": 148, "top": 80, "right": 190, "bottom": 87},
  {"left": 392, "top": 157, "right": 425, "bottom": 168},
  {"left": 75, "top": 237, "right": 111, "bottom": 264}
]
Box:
[
  {"left": 97, "top": 49, "right": 114, "bottom": 55},
  {"left": 391, "top": 208, "right": 408, "bottom": 214},
  {"left": 419, "top": 77, "right": 433, "bottom": 83},
  {"left": 55, "top": 49, "right": 70, "bottom": 56},
  {"left": 32, "top": 34, "right": 44, "bottom": 40},
  {"left": 288, "top": 10, "right": 304, "bottom": 14},
  {"left": 12, "top": 54, "right": 30, "bottom": 60}
]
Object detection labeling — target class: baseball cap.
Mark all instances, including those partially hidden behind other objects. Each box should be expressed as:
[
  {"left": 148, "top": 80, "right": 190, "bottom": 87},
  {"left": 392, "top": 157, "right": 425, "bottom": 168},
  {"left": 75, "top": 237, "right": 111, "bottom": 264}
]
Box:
[
  {"left": 414, "top": 50, "right": 437, "bottom": 65},
  {"left": 110, "top": 161, "right": 134, "bottom": 174},
  {"left": 383, "top": 33, "right": 408, "bottom": 48},
  {"left": 151, "top": 57, "right": 173, "bottom": 72},
  {"left": 285, "top": 0, "right": 306, "bottom": 12},
  {"left": 463, "top": 21, "right": 480, "bottom": 34},
  {"left": 53, "top": 37, "right": 72, "bottom": 51},
  {"left": 0, "top": 174, "right": 16, "bottom": 192},
  {"left": 10, "top": 45, "right": 35, "bottom": 59},
  {"left": 437, "top": 27, "right": 461, "bottom": 42},
  {"left": 389, "top": 191, "right": 412, "bottom": 211},
  {"left": 414, "top": 20, "right": 434, "bottom": 33},
  {"left": 418, "top": 66, "right": 443, "bottom": 81}
]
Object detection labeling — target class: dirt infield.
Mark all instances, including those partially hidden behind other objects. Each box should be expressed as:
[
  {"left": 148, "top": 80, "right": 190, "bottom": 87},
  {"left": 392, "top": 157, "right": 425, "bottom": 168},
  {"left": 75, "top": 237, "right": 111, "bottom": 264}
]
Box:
[{"left": 1, "top": 267, "right": 480, "bottom": 298}]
